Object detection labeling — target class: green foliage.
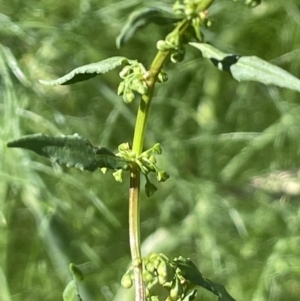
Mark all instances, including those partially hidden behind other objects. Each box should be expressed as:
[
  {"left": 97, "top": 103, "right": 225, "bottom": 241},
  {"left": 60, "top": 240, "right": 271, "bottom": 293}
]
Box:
[
  {"left": 7, "top": 133, "right": 129, "bottom": 171},
  {"left": 190, "top": 42, "right": 300, "bottom": 93},
  {"left": 116, "top": 7, "right": 181, "bottom": 49},
  {"left": 123, "top": 253, "right": 237, "bottom": 301},
  {"left": 39, "top": 57, "right": 134, "bottom": 86},
  {"left": 1, "top": 0, "right": 300, "bottom": 301}
]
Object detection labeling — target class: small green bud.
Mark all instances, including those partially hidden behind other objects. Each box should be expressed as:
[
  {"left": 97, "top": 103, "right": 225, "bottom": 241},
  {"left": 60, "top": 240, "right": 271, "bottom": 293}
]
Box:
[
  {"left": 157, "top": 40, "right": 171, "bottom": 51},
  {"left": 130, "top": 77, "right": 141, "bottom": 87},
  {"left": 118, "top": 142, "right": 131, "bottom": 151},
  {"left": 153, "top": 143, "right": 162, "bottom": 154},
  {"left": 123, "top": 89, "right": 135, "bottom": 103},
  {"left": 141, "top": 149, "right": 151, "bottom": 159},
  {"left": 151, "top": 255, "right": 161, "bottom": 269},
  {"left": 117, "top": 81, "right": 125, "bottom": 95},
  {"left": 121, "top": 274, "right": 133, "bottom": 289},
  {"left": 206, "top": 19, "right": 212, "bottom": 27},
  {"left": 157, "top": 171, "right": 169, "bottom": 182},
  {"left": 166, "top": 32, "right": 179, "bottom": 47},
  {"left": 119, "top": 65, "right": 132, "bottom": 78},
  {"left": 157, "top": 260, "right": 168, "bottom": 278},
  {"left": 100, "top": 167, "right": 107, "bottom": 174},
  {"left": 158, "top": 71, "right": 168, "bottom": 83},
  {"left": 133, "top": 258, "right": 142, "bottom": 267},
  {"left": 170, "top": 278, "right": 182, "bottom": 300},
  {"left": 143, "top": 270, "right": 154, "bottom": 283},
  {"left": 113, "top": 169, "right": 123, "bottom": 182},
  {"left": 149, "top": 155, "right": 157, "bottom": 164},
  {"left": 145, "top": 261, "right": 156, "bottom": 274},
  {"left": 184, "top": 7, "right": 195, "bottom": 18},
  {"left": 135, "top": 83, "right": 148, "bottom": 95},
  {"left": 130, "top": 78, "right": 148, "bottom": 95},
  {"left": 173, "top": 1, "right": 184, "bottom": 14},
  {"left": 137, "top": 62, "right": 147, "bottom": 74}
]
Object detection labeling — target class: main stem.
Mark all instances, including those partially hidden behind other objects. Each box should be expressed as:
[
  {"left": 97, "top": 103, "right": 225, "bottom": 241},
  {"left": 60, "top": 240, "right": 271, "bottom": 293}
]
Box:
[
  {"left": 129, "top": 49, "right": 170, "bottom": 301},
  {"left": 128, "top": 2, "right": 215, "bottom": 300}
]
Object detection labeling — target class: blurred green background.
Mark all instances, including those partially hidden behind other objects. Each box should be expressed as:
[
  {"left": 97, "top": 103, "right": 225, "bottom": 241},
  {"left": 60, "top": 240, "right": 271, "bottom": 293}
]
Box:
[{"left": 1, "top": 0, "right": 300, "bottom": 300}]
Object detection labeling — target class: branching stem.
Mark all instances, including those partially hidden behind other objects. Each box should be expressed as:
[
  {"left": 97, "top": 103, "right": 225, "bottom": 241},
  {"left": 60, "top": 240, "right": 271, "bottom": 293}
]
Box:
[{"left": 128, "top": 2, "right": 215, "bottom": 300}]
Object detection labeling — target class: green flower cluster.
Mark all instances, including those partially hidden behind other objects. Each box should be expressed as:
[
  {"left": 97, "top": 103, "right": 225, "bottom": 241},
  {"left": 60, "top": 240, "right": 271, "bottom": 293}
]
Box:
[
  {"left": 117, "top": 62, "right": 149, "bottom": 103},
  {"left": 122, "top": 253, "right": 197, "bottom": 301},
  {"left": 114, "top": 143, "right": 169, "bottom": 196}
]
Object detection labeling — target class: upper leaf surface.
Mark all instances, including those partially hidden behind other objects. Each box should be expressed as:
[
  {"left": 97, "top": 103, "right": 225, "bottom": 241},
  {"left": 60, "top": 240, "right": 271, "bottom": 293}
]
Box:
[
  {"left": 231, "top": 56, "right": 300, "bottom": 92},
  {"left": 39, "top": 56, "right": 133, "bottom": 86},
  {"left": 7, "top": 133, "right": 129, "bottom": 171},
  {"left": 189, "top": 42, "right": 229, "bottom": 61},
  {"left": 189, "top": 42, "right": 300, "bottom": 93}
]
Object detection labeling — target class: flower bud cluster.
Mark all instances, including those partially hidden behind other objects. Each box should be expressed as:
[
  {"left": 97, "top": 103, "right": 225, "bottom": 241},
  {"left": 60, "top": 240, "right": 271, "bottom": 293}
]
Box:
[
  {"left": 173, "top": 0, "right": 203, "bottom": 19},
  {"left": 137, "top": 144, "right": 169, "bottom": 196},
  {"left": 115, "top": 143, "right": 169, "bottom": 196},
  {"left": 118, "top": 62, "right": 149, "bottom": 103},
  {"left": 121, "top": 253, "right": 198, "bottom": 301},
  {"left": 157, "top": 36, "right": 185, "bottom": 64},
  {"left": 156, "top": 1, "right": 214, "bottom": 63}
]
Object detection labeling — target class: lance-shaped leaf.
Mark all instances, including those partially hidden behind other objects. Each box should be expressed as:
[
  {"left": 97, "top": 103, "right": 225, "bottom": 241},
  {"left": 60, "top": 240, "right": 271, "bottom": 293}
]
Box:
[
  {"left": 173, "top": 257, "right": 237, "bottom": 301},
  {"left": 39, "top": 56, "right": 133, "bottom": 86},
  {"left": 189, "top": 42, "right": 300, "bottom": 93},
  {"left": 116, "top": 7, "right": 181, "bottom": 48},
  {"left": 7, "top": 133, "right": 129, "bottom": 172}
]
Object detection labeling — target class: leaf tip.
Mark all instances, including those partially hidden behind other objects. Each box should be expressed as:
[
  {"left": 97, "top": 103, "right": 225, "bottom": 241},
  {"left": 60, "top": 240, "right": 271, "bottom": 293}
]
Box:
[
  {"left": 115, "top": 36, "right": 123, "bottom": 49},
  {"left": 39, "top": 79, "right": 53, "bottom": 86}
]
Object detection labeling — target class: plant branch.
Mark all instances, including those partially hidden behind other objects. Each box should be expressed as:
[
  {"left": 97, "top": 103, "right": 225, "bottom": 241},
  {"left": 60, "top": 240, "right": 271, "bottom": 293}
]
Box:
[
  {"left": 128, "top": 49, "right": 170, "bottom": 301},
  {"left": 127, "top": 2, "right": 216, "bottom": 300}
]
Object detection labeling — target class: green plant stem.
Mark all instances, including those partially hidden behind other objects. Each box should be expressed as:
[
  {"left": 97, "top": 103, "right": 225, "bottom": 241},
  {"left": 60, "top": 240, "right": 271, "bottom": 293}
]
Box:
[
  {"left": 128, "top": 1, "right": 216, "bottom": 299},
  {"left": 129, "top": 164, "right": 143, "bottom": 301},
  {"left": 197, "top": 0, "right": 215, "bottom": 10},
  {"left": 129, "top": 49, "right": 171, "bottom": 301},
  {"left": 129, "top": 50, "right": 170, "bottom": 301},
  {"left": 132, "top": 51, "right": 170, "bottom": 154}
]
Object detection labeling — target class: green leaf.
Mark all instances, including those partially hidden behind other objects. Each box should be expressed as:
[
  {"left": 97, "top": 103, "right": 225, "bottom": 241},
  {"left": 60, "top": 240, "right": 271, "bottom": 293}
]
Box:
[
  {"left": 189, "top": 42, "right": 228, "bottom": 61},
  {"left": 7, "top": 133, "right": 129, "bottom": 171},
  {"left": 39, "top": 56, "right": 133, "bottom": 85},
  {"left": 230, "top": 56, "right": 300, "bottom": 92},
  {"left": 174, "top": 257, "right": 237, "bottom": 301},
  {"left": 116, "top": 7, "right": 181, "bottom": 49},
  {"left": 189, "top": 42, "right": 300, "bottom": 93}
]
